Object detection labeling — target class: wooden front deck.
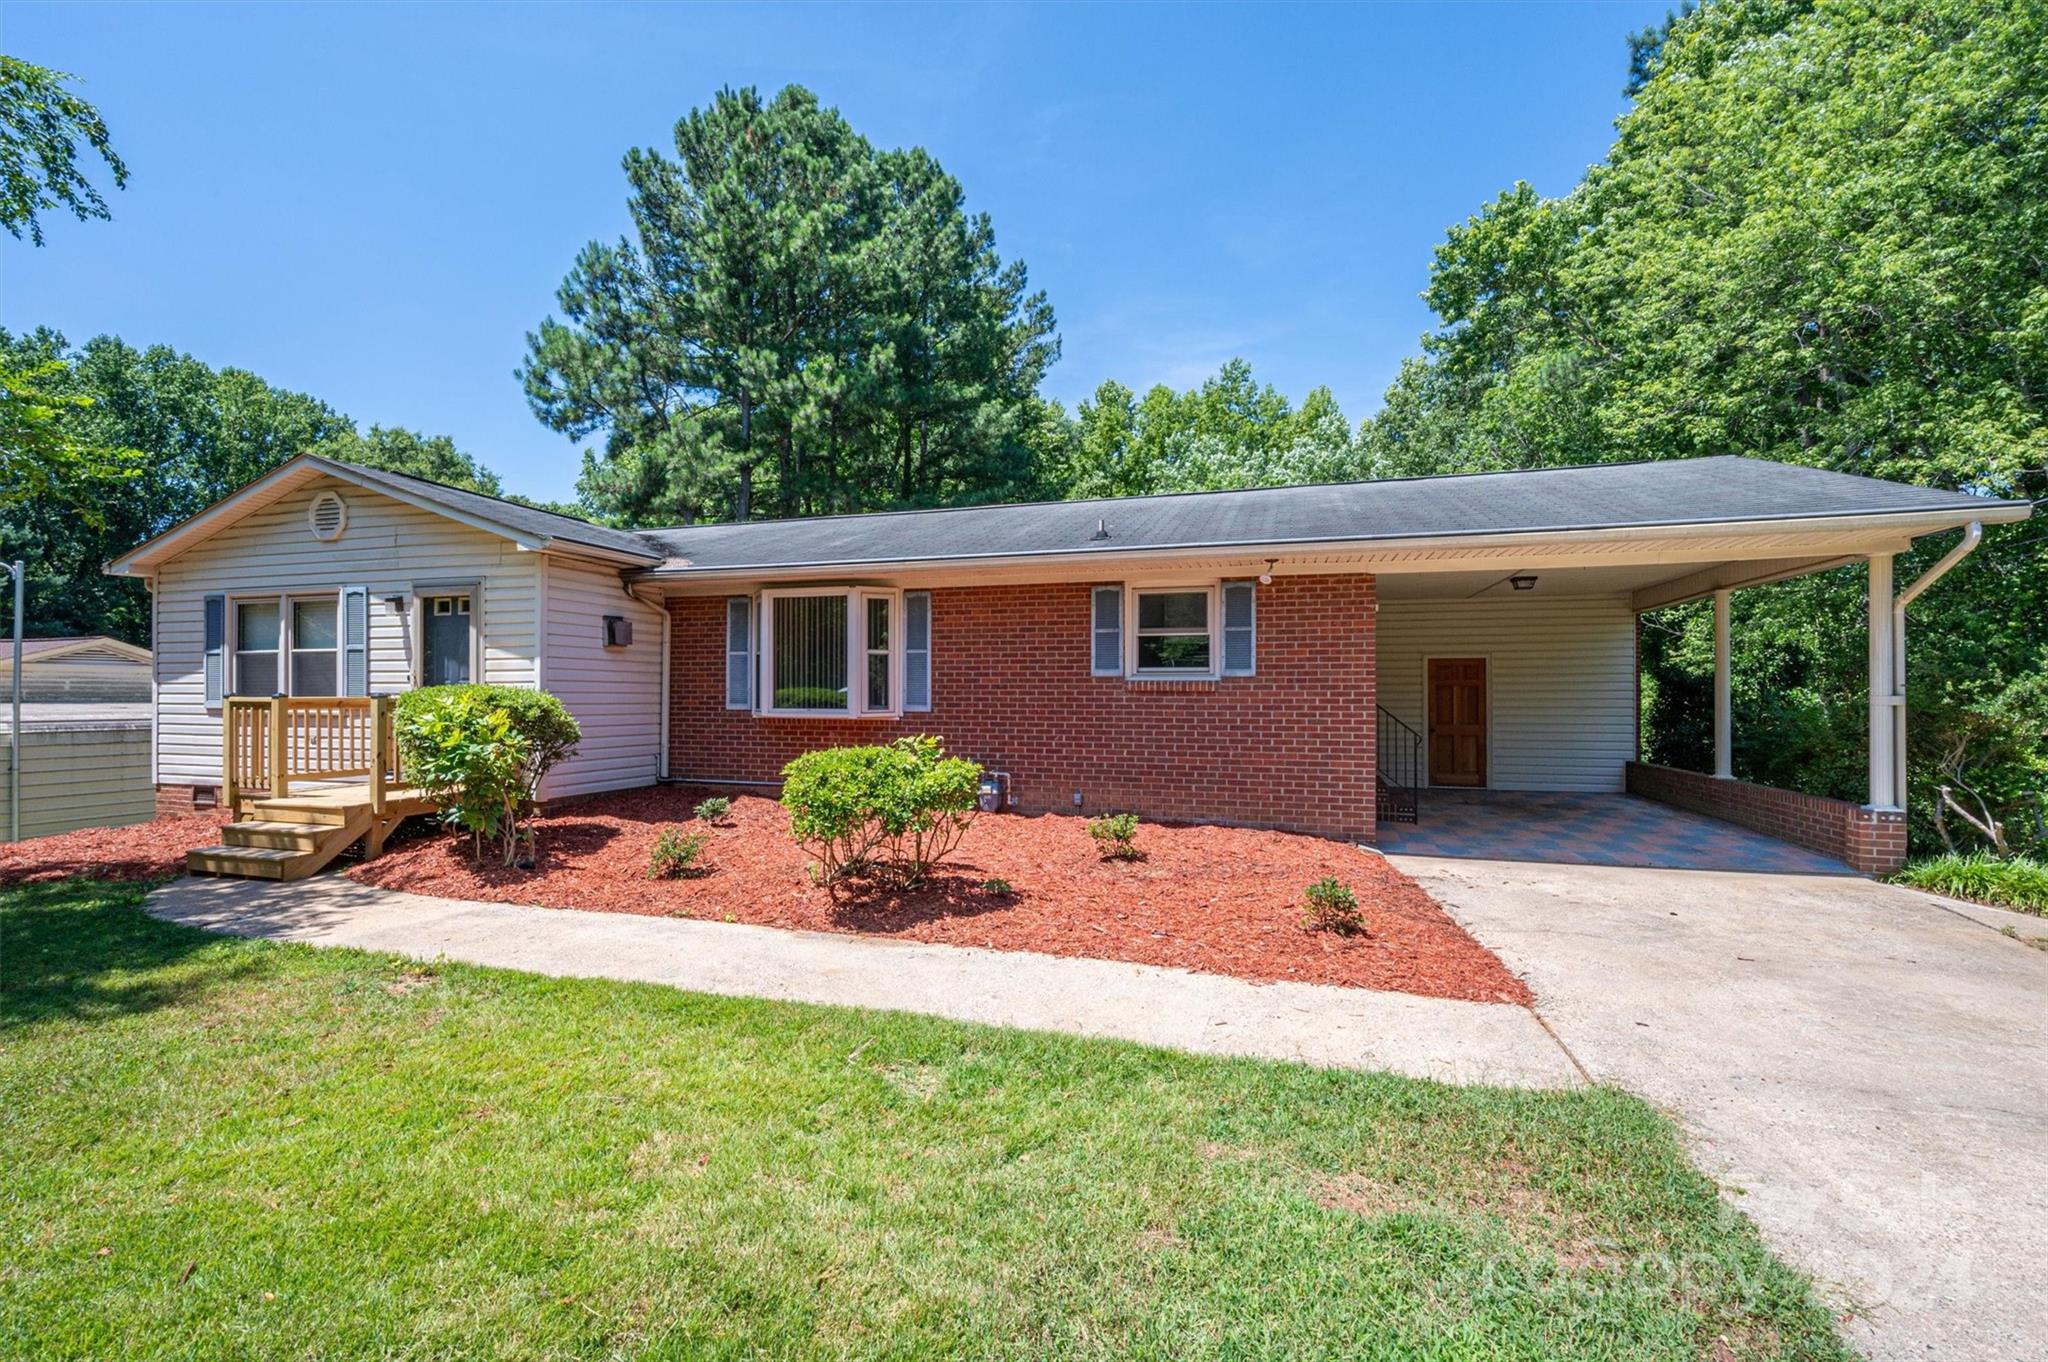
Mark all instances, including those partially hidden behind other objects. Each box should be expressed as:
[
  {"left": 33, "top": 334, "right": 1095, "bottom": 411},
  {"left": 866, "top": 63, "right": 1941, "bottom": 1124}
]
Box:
[{"left": 189, "top": 695, "right": 436, "bottom": 880}]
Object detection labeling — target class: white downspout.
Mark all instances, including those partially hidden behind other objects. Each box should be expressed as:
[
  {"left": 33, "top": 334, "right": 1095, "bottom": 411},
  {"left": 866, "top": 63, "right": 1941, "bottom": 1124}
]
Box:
[
  {"left": 1888, "top": 521, "right": 1983, "bottom": 813},
  {"left": 624, "top": 579, "right": 671, "bottom": 782}
]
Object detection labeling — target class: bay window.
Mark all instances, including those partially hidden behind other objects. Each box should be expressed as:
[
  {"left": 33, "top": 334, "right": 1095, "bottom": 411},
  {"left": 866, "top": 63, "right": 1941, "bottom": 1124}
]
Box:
[{"left": 758, "top": 587, "right": 901, "bottom": 717}]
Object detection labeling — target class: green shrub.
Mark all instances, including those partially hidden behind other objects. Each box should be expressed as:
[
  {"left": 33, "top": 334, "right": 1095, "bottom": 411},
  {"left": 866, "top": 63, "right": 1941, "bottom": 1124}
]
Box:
[
  {"left": 1892, "top": 853, "right": 2048, "bottom": 916},
  {"left": 980, "top": 877, "right": 1014, "bottom": 897},
  {"left": 649, "top": 828, "right": 708, "bottom": 879},
  {"left": 693, "top": 796, "right": 732, "bottom": 824},
  {"left": 1301, "top": 877, "right": 1366, "bottom": 935},
  {"left": 1087, "top": 813, "right": 1140, "bottom": 860},
  {"left": 394, "top": 685, "right": 581, "bottom": 866},
  {"left": 780, "top": 736, "right": 981, "bottom": 888},
  {"left": 771, "top": 686, "right": 850, "bottom": 711}
]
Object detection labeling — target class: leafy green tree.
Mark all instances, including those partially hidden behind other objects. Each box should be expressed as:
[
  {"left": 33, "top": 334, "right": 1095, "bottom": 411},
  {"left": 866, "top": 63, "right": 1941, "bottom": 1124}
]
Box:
[
  {"left": 0, "top": 354, "right": 138, "bottom": 519},
  {"left": 1056, "top": 360, "right": 1361, "bottom": 498},
  {"left": 0, "top": 56, "right": 127, "bottom": 245},
  {"left": 1359, "top": 0, "right": 2048, "bottom": 853},
  {"left": 523, "top": 85, "right": 1056, "bottom": 525},
  {"left": 313, "top": 425, "right": 503, "bottom": 495}
]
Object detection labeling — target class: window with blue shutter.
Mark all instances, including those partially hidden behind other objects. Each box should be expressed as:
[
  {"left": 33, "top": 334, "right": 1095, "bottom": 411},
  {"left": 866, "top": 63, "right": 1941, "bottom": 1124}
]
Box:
[
  {"left": 904, "top": 591, "right": 931, "bottom": 711},
  {"left": 341, "top": 586, "right": 370, "bottom": 695},
  {"left": 202, "top": 594, "right": 225, "bottom": 707},
  {"left": 1091, "top": 586, "right": 1123, "bottom": 676},
  {"left": 725, "top": 597, "right": 753, "bottom": 709},
  {"left": 1221, "top": 581, "right": 1256, "bottom": 676}
]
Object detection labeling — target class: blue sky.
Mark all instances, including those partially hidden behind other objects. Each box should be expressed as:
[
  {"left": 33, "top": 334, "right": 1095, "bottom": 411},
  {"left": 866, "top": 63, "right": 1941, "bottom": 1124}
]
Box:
[{"left": 3, "top": 1, "right": 1669, "bottom": 504}]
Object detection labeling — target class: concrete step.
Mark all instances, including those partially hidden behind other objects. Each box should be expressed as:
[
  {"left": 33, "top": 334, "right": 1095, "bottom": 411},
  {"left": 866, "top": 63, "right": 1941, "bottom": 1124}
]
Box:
[{"left": 222, "top": 820, "right": 332, "bottom": 852}]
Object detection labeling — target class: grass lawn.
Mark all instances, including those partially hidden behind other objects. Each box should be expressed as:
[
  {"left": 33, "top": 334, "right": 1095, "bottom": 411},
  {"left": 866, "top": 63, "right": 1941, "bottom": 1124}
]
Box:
[{"left": 1, "top": 879, "right": 1850, "bottom": 1360}]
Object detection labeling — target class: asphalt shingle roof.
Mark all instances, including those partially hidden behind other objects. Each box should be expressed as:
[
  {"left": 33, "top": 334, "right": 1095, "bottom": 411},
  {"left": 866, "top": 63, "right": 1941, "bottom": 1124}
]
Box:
[
  {"left": 633, "top": 456, "right": 2025, "bottom": 574},
  {"left": 333, "top": 461, "right": 664, "bottom": 562}
]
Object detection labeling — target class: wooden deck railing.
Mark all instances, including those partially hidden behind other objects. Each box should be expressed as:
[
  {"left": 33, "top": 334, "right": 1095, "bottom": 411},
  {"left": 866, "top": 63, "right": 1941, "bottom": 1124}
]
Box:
[{"left": 222, "top": 695, "right": 401, "bottom": 813}]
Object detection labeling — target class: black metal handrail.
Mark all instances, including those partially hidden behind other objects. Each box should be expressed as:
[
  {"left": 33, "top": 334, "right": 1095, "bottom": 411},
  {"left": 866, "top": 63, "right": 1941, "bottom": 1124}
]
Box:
[{"left": 1377, "top": 705, "right": 1422, "bottom": 825}]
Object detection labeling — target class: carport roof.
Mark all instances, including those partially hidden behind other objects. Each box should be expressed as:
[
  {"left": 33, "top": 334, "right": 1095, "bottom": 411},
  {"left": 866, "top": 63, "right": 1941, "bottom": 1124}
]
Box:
[{"left": 634, "top": 455, "right": 2028, "bottom": 575}]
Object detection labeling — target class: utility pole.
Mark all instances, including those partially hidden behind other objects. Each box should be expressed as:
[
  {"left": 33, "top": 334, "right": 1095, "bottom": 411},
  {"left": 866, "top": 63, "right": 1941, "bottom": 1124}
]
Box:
[{"left": 3, "top": 562, "right": 20, "bottom": 842}]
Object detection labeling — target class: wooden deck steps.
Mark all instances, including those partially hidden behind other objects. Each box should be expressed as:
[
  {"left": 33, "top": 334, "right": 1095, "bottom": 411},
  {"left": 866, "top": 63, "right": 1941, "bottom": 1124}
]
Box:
[{"left": 187, "top": 786, "right": 435, "bottom": 881}]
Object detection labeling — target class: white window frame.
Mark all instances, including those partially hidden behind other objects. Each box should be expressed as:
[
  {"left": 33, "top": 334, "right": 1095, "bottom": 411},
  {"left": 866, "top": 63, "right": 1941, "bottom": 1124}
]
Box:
[
  {"left": 229, "top": 591, "right": 342, "bottom": 696},
  {"left": 1124, "top": 582, "right": 1222, "bottom": 681},
  {"left": 757, "top": 586, "right": 903, "bottom": 719},
  {"left": 229, "top": 594, "right": 283, "bottom": 697},
  {"left": 287, "top": 594, "right": 342, "bottom": 697}
]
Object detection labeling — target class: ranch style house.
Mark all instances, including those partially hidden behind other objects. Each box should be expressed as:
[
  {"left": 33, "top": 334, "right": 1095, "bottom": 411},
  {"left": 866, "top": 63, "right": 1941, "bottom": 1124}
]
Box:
[{"left": 107, "top": 452, "right": 2030, "bottom": 876}]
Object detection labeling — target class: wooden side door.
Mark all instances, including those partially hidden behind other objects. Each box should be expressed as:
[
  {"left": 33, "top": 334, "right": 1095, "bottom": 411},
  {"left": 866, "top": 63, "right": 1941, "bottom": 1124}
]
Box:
[{"left": 1427, "top": 657, "right": 1487, "bottom": 787}]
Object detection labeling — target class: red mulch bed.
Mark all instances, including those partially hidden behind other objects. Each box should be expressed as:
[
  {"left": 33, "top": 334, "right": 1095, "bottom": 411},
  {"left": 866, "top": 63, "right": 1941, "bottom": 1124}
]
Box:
[
  {"left": 0, "top": 813, "right": 228, "bottom": 886},
  {"left": 350, "top": 786, "right": 1530, "bottom": 1005}
]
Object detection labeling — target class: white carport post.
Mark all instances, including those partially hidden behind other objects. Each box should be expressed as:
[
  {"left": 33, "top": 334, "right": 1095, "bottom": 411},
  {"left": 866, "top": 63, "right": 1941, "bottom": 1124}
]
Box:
[
  {"left": 1866, "top": 554, "right": 1899, "bottom": 809},
  {"left": 1712, "top": 589, "right": 1733, "bottom": 779}
]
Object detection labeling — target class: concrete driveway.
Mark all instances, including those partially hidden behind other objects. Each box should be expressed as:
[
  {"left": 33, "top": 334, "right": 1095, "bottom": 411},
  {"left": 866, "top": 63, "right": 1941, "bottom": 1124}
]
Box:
[{"left": 1389, "top": 851, "right": 2048, "bottom": 1362}]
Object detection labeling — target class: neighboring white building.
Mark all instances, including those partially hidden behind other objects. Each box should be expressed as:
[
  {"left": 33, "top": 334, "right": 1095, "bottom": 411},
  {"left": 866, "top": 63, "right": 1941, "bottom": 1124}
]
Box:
[{"left": 0, "top": 636, "right": 152, "bottom": 703}]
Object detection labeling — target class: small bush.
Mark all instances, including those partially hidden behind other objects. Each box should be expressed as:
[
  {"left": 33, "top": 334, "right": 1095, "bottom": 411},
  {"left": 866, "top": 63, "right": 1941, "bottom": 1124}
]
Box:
[
  {"left": 1302, "top": 877, "right": 1366, "bottom": 935},
  {"left": 780, "top": 736, "right": 981, "bottom": 888},
  {"left": 1088, "top": 813, "right": 1140, "bottom": 860},
  {"left": 693, "top": 796, "right": 732, "bottom": 824},
  {"left": 648, "top": 828, "right": 708, "bottom": 879},
  {"left": 395, "top": 685, "right": 581, "bottom": 866},
  {"left": 980, "top": 877, "right": 1014, "bottom": 897},
  {"left": 772, "top": 686, "right": 851, "bottom": 710},
  {"left": 1892, "top": 853, "right": 2048, "bottom": 915}
]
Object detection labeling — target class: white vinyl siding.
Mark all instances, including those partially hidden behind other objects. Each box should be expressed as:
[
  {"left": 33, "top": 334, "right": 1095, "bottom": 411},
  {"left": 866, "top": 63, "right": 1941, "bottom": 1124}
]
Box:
[
  {"left": 151, "top": 476, "right": 540, "bottom": 787},
  {"left": 1377, "top": 596, "right": 1636, "bottom": 793},
  {"left": 539, "top": 553, "right": 665, "bottom": 800}
]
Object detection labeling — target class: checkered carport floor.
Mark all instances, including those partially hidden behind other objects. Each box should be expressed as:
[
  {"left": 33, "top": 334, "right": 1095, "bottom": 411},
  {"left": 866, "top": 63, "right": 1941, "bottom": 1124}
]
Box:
[{"left": 1375, "top": 789, "right": 1856, "bottom": 874}]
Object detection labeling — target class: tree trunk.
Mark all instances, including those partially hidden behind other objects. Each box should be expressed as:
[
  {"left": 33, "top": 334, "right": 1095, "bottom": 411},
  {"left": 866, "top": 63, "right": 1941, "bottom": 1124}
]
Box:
[
  {"left": 778, "top": 428, "right": 796, "bottom": 519},
  {"left": 898, "top": 414, "right": 914, "bottom": 501},
  {"left": 736, "top": 394, "right": 754, "bottom": 520}
]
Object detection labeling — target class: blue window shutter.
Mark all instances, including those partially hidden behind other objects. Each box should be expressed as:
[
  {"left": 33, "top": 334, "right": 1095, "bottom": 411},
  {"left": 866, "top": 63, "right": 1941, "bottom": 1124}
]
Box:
[
  {"left": 1222, "top": 581, "right": 1256, "bottom": 676},
  {"left": 904, "top": 591, "right": 931, "bottom": 712},
  {"left": 202, "top": 594, "right": 225, "bottom": 707},
  {"left": 1091, "top": 586, "right": 1123, "bottom": 676},
  {"left": 725, "top": 597, "right": 752, "bottom": 709},
  {"left": 342, "top": 586, "right": 370, "bottom": 695}
]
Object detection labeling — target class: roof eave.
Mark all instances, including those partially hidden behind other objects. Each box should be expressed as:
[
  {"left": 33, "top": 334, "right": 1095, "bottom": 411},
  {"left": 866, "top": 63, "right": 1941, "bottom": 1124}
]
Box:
[{"left": 103, "top": 453, "right": 600, "bottom": 576}]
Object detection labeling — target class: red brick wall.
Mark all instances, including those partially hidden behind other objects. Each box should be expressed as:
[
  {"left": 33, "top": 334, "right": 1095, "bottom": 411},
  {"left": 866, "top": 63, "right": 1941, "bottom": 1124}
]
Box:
[
  {"left": 1624, "top": 761, "right": 1905, "bottom": 874},
  {"left": 668, "top": 575, "right": 1377, "bottom": 841},
  {"left": 154, "top": 783, "right": 218, "bottom": 817}
]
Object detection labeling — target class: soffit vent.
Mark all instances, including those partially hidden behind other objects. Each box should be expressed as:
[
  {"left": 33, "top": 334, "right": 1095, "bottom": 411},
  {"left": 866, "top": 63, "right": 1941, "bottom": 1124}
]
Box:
[{"left": 308, "top": 490, "right": 348, "bottom": 542}]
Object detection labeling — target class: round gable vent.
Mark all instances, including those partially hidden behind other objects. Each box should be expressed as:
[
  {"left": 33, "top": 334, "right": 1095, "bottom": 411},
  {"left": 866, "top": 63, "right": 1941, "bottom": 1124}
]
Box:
[{"left": 308, "top": 490, "right": 348, "bottom": 542}]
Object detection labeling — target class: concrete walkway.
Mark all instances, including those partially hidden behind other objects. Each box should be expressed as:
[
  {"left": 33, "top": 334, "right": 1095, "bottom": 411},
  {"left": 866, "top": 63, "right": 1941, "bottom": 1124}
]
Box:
[
  {"left": 145, "top": 875, "right": 1578, "bottom": 1088},
  {"left": 1389, "top": 851, "right": 2048, "bottom": 1362}
]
